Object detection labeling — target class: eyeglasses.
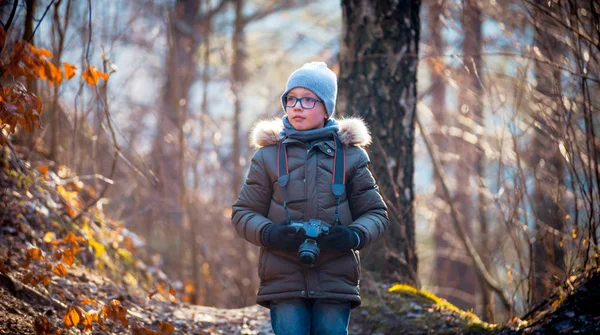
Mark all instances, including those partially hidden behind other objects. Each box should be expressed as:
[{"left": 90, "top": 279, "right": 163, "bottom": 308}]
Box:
[{"left": 282, "top": 95, "right": 323, "bottom": 109}]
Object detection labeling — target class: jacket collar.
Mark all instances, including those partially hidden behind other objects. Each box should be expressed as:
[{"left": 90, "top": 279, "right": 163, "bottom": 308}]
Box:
[{"left": 250, "top": 117, "right": 372, "bottom": 149}]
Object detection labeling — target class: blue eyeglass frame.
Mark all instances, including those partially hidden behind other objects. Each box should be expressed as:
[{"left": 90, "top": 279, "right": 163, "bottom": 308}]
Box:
[{"left": 282, "top": 95, "right": 324, "bottom": 109}]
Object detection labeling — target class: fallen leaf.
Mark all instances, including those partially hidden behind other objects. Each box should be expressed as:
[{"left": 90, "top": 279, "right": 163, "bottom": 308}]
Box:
[
  {"left": 53, "top": 264, "right": 67, "bottom": 276},
  {"left": 28, "top": 247, "right": 45, "bottom": 261},
  {"left": 36, "top": 165, "right": 49, "bottom": 177},
  {"left": 43, "top": 232, "right": 55, "bottom": 243},
  {"left": 159, "top": 321, "right": 175, "bottom": 334},
  {"left": 63, "top": 306, "right": 80, "bottom": 328},
  {"left": 80, "top": 298, "right": 98, "bottom": 306},
  {"left": 33, "top": 315, "right": 52, "bottom": 335}
]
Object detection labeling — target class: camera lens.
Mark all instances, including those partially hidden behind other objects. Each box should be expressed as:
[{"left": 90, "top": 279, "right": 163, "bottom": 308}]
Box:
[
  {"left": 297, "top": 239, "right": 320, "bottom": 266},
  {"left": 299, "top": 252, "right": 316, "bottom": 266}
]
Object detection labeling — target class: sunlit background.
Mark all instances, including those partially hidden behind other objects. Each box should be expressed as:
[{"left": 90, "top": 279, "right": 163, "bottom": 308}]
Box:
[{"left": 3, "top": 0, "right": 597, "bottom": 324}]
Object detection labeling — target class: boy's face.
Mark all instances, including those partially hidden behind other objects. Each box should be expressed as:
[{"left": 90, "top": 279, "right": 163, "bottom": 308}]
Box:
[{"left": 285, "top": 87, "right": 328, "bottom": 130}]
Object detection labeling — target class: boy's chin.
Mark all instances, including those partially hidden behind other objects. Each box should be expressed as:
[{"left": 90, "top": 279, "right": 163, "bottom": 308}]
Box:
[{"left": 291, "top": 121, "right": 307, "bottom": 130}]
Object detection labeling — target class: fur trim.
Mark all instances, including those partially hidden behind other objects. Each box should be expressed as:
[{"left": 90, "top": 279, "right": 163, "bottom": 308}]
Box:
[
  {"left": 250, "top": 118, "right": 284, "bottom": 149},
  {"left": 250, "top": 117, "right": 372, "bottom": 149}
]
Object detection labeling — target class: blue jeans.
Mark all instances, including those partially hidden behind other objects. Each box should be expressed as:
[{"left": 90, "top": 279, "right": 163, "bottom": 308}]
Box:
[{"left": 270, "top": 298, "right": 351, "bottom": 335}]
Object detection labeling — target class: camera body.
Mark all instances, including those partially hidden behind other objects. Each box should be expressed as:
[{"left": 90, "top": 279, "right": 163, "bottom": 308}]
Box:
[{"left": 289, "top": 219, "right": 330, "bottom": 267}]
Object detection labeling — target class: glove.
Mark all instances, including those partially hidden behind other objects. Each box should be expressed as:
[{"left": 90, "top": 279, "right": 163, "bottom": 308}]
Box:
[
  {"left": 319, "top": 226, "right": 363, "bottom": 251},
  {"left": 261, "top": 224, "right": 305, "bottom": 252}
]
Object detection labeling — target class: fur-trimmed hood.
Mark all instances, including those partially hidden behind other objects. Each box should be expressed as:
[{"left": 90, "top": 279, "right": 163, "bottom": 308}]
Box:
[{"left": 250, "top": 117, "right": 372, "bottom": 149}]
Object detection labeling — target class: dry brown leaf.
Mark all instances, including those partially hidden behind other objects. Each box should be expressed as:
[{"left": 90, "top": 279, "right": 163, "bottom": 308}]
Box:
[
  {"left": 102, "top": 299, "right": 129, "bottom": 327},
  {"left": 63, "top": 62, "right": 77, "bottom": 80},
  {"left": 28, "top": 247, "right": 44, "bottom": 261},
  {"left": 39, "top": 274, "right": 50, "bottom": 287},
  {"left": 80, "top": 298, "right": 98, "bottom": 306},
  {"left": 148, "top": 290, "right": 159, "bottom": 299},
  {"left": 33, "top": 315, "right": 53, "bottom": 335},
  {"left": 22, "top": 271, "right": 34, "bottom": 285},
  {"left": 78, "top": 308, "right": 94, "bottom": 333},
  {"left": 53, "top": 264, "right": 67, "bottom": 276},
  {"left": 20, "top": 256, "right": 31, "bottom": 269},
  {"left": 36, "top": 165, "right": 49, "bottom": 177},
  {"left": 63, "top": 306, "right": 80, "bottom": 328},
  {"left": 159, "top": 321, "right": 175, "bottom": 334},
  {"left": 61, "top": 250, "right": 75, "bottom": 266}
]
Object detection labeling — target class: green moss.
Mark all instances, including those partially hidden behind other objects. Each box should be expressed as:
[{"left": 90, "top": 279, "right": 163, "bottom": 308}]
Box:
[{"left": 388, "top": 283, "right": 497, "bottom": 331}]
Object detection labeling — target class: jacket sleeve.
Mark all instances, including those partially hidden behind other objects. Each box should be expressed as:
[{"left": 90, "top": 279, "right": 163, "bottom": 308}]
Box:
[
  {"left": 231, "top": 148, "right": 274, "bottom": 246},
  {"left": 347, "top": 149, "right": 390, "bottom": 249}
]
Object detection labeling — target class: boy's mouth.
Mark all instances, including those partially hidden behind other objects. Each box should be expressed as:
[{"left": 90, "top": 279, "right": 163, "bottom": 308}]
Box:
[{"left": 292, "top": 116, "right": 305, "bottom": 121}]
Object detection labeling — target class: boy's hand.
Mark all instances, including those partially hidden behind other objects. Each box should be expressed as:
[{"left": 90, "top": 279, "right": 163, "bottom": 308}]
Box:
[
  {"left": 319, "top": 226, "right": 362, "bottom": 251},
  {"left": 262, "top": 224, "right": 305, "bottom": 252}
]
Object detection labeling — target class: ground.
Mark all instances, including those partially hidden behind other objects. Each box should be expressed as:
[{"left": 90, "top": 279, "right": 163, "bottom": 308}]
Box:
[{"left": 1, "top": 148, "right": 599, "bottom": 335}]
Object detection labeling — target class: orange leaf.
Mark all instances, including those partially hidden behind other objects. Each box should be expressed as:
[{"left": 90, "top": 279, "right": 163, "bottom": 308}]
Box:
[
  {"left": 98, "top": 71, "right": 109, "bottom": 81},
  {"left": 28, "top": 247, "right": 45, "bottom": 261},
  {"left": 82, "top": 66, "right": 99, "bottom": 86},
  {"left": 63, "top": 306, "right": 80, "bottom": 328},
  {"left": 82, "top": 65, "right": 109, "bottom": 86},
  {"left": 63, "top": 232, "right": 77, "bottom": 245},
  {"left": 40, "top": 274, "right": 51, "bottom": 287},
  {"left": 53, "top": 264, "right": 67, "bottom": 276},
  {"left": 159, "top": 321, "right": 175, "bottom": 335},
  {"left": 61, "top": 250, "right": 75, "bottom": 266},
  {"left": 169, "top": 285, "right": 176, "bottom": 297},
  {"left": 63, "top": 62, "right": 77, "bottom": 80},
  {"left": 78, "top": 308, "right": 94, "bottom": 332},
  {"left": 36, "top": 165, "right": 49, "bottom": 177},
  {"left": 80, "top": 298, "right": 98, "bottom": 306},
  {"left": 102, "top": 299, "right": 129, "bottom": 327}
]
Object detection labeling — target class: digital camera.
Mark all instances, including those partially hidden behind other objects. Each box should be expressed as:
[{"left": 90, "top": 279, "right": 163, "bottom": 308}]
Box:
[{"left": 289, "top": 219, "right": 330, "bottom": 267}]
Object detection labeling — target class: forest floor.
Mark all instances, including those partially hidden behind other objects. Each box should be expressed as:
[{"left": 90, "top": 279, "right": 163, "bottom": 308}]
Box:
[{"left": 1, "top": 147, "right": 600, "bottom": 335}]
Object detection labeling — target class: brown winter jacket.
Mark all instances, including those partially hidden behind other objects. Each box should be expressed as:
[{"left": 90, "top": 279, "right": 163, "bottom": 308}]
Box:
[{"left": 231, "top": 117, "right": 389, "bottom": 309}]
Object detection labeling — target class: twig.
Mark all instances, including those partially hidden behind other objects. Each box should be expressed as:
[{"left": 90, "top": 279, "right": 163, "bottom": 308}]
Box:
[
  {"left": 0, "top": 272, "right": 68, "bottom": 311},
  {"left": 0, "top": 131, "right": 26, "bottom": 174},
  {"left": 27, "top": 0, "right": 55, "bottom": 42},
  {"left": 0, "top": 1, "right": 19, "bottom": 57},
  {"left": 416, "top": 110, "right": 512, "bottom": 312}
]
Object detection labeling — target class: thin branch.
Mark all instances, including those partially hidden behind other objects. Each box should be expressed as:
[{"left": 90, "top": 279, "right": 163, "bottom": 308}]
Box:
[
  {"left": 0, "top": 0, "right": 19, "bottom": 55},
  {"left": 27, "top": 0, "right": 55, "bottom": 42},
  {"left": 416, "top": 109, "right": 512, "bottom": 312},
  {"left": 3, "top": 0, "right": 19, "bottom": 31}
]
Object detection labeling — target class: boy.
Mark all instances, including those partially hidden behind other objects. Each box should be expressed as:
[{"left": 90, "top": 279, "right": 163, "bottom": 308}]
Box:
[{"left": 232, "top": 62, "right": 389, "bottom": 335}]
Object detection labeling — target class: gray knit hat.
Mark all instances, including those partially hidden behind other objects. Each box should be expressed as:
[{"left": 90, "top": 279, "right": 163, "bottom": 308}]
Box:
[{"left": 281, "top": 62, "right": 338, "bottom": 118}]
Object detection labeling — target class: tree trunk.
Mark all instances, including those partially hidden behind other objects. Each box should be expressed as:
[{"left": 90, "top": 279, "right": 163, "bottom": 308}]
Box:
[
  {"left": 231, "top": 0, "right": 244, "bottom": 199},
  {"left": 428, "top": 0, "right": 451, "bottom": 298},
  {"left": 428, "top": 0, "right": 479, "bottom": 314},
  {"left": 461, "top": 0, "right": 494, "bottom": 321},
  {"left": 531, "top": 0, "right": 566, "bottom": 304},
  {"left": 450, "top": 0, "right": 482, "bottom": 311},
  {"left": 339, "top": 0, "right": 420, "bottom": 285}
]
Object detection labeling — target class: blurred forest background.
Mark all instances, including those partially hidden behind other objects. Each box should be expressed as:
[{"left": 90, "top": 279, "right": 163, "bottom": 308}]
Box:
[{"left": 0, "top": 0, "right": 598, "bottom": 326}]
